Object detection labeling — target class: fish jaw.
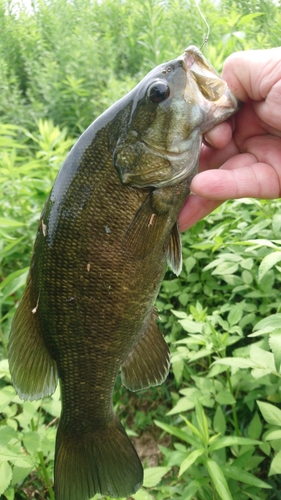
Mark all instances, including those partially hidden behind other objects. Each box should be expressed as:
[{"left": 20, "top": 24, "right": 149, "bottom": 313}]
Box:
[
  {"left": 114, "top": 46, "right": 240, "bottom": 190},
  {"left": 182, "top": 45, "right": 240, "bottom": 132}
]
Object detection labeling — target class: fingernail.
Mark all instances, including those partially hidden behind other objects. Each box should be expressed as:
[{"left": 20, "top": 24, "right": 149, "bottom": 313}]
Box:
[{"left": 203, "top": 135, "right": 215, "bottom": 147}]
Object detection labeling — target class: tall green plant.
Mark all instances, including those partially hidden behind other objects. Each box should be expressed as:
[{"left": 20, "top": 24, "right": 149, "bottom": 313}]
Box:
[
  {"left": 0, "top": 0, "right": 281, "bottom": 498},
  {"left": 0, "top": 0, "right": 280, "bottom": 134}
]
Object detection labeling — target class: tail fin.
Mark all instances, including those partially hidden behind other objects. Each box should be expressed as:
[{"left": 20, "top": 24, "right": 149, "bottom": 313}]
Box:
[{"left": 54, "top": 415, "right": 143, "bottom": 500}]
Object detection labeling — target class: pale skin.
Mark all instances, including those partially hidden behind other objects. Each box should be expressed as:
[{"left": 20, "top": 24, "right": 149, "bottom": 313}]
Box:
[{"left": 179, "top": 47, "right": 281, "bottom": 231}]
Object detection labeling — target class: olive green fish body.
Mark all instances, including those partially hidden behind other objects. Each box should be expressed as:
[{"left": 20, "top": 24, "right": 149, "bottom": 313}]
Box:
[{"left": 8, "top": 46, "right": 239, "bottom": 500}]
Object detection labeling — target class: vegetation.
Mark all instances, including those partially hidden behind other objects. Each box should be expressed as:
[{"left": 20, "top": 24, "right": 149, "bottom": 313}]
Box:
[{"left": 0, "top": 0, "right": 281, "bottom": 498}]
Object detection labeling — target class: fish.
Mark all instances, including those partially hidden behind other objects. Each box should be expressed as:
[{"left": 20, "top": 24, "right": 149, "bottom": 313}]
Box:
[{"left": 8, "top": 46, "right": 239, "bottom": 500}]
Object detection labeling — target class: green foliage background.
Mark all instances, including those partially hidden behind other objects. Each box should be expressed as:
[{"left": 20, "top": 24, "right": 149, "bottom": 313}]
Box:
[{"left": 0, "top": 0, "right": 281, "bottom": 499}]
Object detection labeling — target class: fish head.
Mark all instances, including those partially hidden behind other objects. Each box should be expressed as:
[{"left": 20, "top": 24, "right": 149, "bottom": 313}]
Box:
[{"left": 114, "top": 46, "right": 240, "bottom": 189}]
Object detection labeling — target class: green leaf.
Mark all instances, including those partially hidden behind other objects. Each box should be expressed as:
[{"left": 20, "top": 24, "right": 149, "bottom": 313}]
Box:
[
  {"left": 11, "top": 466, "right": 33, "bottom": 487},
  {"left": 132, "top": 488, "right": 154, "bottom": 500},
  {"left": 269, "top": 333, "right": 281, "bottom": 372},
  {"left": 209, "top": 436, "right": 261, "bottom": 452},
  {"left": 1, "top": 487, "right": 14, "bottom": 500},
  {"left": 195, "top": 400, "right": 209, "bottom": 444},
  {"left": 181, "top": 480, "right": 201, "bottom": 500},
  {"left": 180, "top": 414, "right": 205, "bottom": 442},
  {"left": 248, "top": 412, "right": 262, "bottom": 440},
  {"left": 231, "top": 449, "right": 254, "bottom": 469},
  {"left": 265, "top": 430, "right": 281, "bottom": 441},
  {"left": 269, "top": 450, "right": 281, "bottom": 476},
  {"left": 189, "top": 348, "right": 213, "bottom": 361},
  {"left": 0, "top": 359, "right": 10, "bottom": 380},
  {"left": 215, "top": 390, "right": 236, "bottom": 405},
  {"left": 143, "top": 467, "right": 171, "bottom": 488},
  {"left": 0, "top": 447, "right": 32, "bottom": 468},
  {"left": 171, "top": 310, "right": 188, "bottom": 319},
  {"left": 0, "top": 461, "right": 13, "bottom": 495},
  {"left": 154, "top": 421, "right": 198, "bottom": 447},
  {"left": 0, "top": 267, "right": 29, "bottom": 291},
  {"left": 272, "top": 214, "right": 281, "bottom": 236},
  {"left": 0, "top": 427, "right": 18, "bottom": 446},
  {"left": 213, "top": 406, "right": 226, "bottom": 435},
  {"left": 22, "top": 431, "right": 41, "bottom": 454},
  {"left": 0, "top": 217, "right": 25, "bottom": 228},
  {"left": 167, "top": 397, "right": 195, "bottom": 415},
  {"left": 184, "top": 256, "right": 196, "bottom": 273},
  {"left": 248, "top": 326, "right": 281, "bottom": 338},
  {"left": 227, "top": 304, "right": 243, "bottom": 326},
  {"left": 212, "top": 358, "right": 256, "bottom": 369},
  {"left": 249, "top": 346, "right": 275, "bottom": 373},
  {"left": 206, "top": 459, "right": 233, "bottom": 500},
  {"left": 241, "top": 270, "right": 253, "bottom": 284},
  {"left": 179, "top": 449, "right": 205, "bottom": 476},
  {"left": 258, "top": 252, "right": 281, "bottom": 281},
  {"left": 212, "top": 262, "right": 239, "bottom": 275},
  {"left": 241, "top": 258, "right": 254, "bottom": 270},
  {"left": 221, "top": 465, "right": 271, "bottom": 489},
  {"left": 177, "top": 318, "right": 203, "bottom": 333},
  {"left": 0, "top": 386, "right": 17, "bottom": 411},
  {"left": 257, "top": 401, "right": 281, "bottom": 426},
  {"left": 253, "top": 314, "right": 281, "bottom": 332},
  {"left": 1, "top": 270, "right": 29, "bottom": 301}
]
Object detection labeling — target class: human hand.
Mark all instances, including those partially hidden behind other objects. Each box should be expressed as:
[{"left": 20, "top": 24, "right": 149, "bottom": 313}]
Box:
[{"left": 179, "top": 47, "right": 281, "bottom": 231}]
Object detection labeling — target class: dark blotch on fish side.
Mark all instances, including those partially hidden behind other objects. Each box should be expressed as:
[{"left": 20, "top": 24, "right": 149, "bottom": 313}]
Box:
[{"left": 8, "top": 46, "right": 239, "bottom": 500}]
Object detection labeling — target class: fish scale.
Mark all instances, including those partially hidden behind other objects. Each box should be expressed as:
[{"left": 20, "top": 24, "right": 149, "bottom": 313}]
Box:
[{"left": 8, "top": 46, "right": 239, "bottom": 500}]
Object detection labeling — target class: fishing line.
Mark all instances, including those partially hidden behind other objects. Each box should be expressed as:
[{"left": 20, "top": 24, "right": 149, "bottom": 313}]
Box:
[{"left": 194, "top": 0, "right": 210, "bottom": 50}]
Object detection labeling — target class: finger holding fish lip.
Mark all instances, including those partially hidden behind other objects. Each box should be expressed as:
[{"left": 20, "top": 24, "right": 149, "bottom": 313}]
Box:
[{"left": 203, "top": 121, "right": 234, "bottom": 150}]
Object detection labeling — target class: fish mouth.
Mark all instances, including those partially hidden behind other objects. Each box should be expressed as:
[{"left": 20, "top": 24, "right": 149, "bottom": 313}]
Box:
[
  {"left": 143, "top": 140, "right": 190, "bottom": 159},
  {"left": 122, "top": 167, "right": 190, "bottom": 188}
]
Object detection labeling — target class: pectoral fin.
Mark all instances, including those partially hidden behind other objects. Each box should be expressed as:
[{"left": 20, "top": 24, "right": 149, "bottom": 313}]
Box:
[
  {"left": 121, "top": 309, "right": 170, "bottom": 391},
  {"left": 167, "top": 221, "right": 182, "bottom": 275},
  {"left": 122, "top": 194, "right": 166, "bottom": 259},
  {"left": 8, "top": 277, "right": 58, "bottom": 401}
]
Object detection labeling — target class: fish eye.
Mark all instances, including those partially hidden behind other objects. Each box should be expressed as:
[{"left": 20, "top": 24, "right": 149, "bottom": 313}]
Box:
[{"left": 148, "top": 82, "right": 170, "bottom": 104}]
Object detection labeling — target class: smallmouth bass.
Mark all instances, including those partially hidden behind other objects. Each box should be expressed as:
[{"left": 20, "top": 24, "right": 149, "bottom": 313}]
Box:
[{"left": 8, "top": 46, "right": 239, "bottom": 500}]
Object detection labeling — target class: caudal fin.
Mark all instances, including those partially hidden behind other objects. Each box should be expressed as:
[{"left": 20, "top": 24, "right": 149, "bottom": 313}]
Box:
[{"left": 54, "top": 415, "right": 143, "bottom": 500}]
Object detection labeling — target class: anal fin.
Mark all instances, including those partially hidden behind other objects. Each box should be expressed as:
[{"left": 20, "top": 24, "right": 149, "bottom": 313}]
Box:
[
  {"left": 167, "top": 221, "right": 182, "bottom": 275},
  {"left": 8, "top": 276, "right": 58, "bottom": 401},
  {"left": 121, "top": 309, "right": 170, "bottom": 391}
]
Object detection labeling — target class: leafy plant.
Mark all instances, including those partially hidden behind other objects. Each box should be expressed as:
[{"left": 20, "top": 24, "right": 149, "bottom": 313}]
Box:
[{"left": 0, "top": 0, "right": 281, "bottom": 498}]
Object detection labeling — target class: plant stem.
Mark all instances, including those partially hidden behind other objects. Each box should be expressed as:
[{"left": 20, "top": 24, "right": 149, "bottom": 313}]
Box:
[
  {"left": 38, "top": 450, "right": 55, "bottom": 500},
  {"left": 0, "top": 326, "right": 8, "bottom": 357},
  {"left": 31, "top": 418, "right": 55, "bottom": 500},
  {"left": 226, "top": 369, "right": 240, "bottom": 436}
]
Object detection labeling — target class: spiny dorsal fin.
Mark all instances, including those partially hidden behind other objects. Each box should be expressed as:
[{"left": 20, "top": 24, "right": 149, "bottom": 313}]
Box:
[{"left": 121, "top": 308, "right": 170, "bottom": 391}]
